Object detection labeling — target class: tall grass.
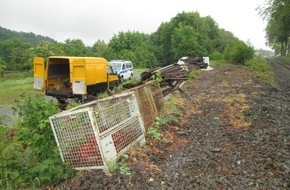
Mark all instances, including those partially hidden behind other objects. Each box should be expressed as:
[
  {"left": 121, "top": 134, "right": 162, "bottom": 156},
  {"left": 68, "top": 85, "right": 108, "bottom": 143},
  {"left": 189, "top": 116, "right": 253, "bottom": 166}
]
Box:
[
  {"left": 0, "top": 72, "right": 41, "bottom": 106},
  {"left": 134, "top": 68, "right": 148, "bottom": 73},
  {"left": 209, "top": 57, "right": 274, "bottom": 85},
  {"left": 276, "top": 55, "right": 290, "bottom": 63},
  {"left": 245, "top": 57, "right": 275, "bottom": 85}
]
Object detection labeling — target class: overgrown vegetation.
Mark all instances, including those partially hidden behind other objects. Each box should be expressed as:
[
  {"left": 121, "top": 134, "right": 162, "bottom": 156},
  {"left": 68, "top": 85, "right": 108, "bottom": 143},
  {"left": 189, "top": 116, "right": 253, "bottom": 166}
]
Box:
[
  {"left": 0, "top": 72, "right": 42, "bottom": 106},
  {"left": 223, "top": 40, "right": 255, "bottom": 65},
  {"left": 162, "top": 92, "right": 185, "bottom": 115},
  {"left": 276, "top": 55, "right": 290, "bottom": 62},
  {"left": 147, "top": 93, "right": 180, "bottom": 142},
  {"left": 108, "top": 154, "right": 131, "bottom": 176},
  {"left": 245, "top": 57, "right": 275, "bottom": 85},
  {"left": 0, "top": 71, "right": 41, "bottom": 106},
  {"left": 188, "top": 69, "right": 199, "bottom": 79},
  {"left": 0, "top": 95, "right": 74, "bottom": 189},
  {"left": 147, "top": 116, "right": 178, "bottom": 141}
]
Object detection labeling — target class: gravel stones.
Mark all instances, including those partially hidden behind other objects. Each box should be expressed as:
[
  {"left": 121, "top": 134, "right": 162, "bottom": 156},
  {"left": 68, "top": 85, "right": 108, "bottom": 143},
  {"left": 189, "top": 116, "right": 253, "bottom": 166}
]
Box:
[{"left": 54, "top": 63, "right": 290, "bottom": 189}]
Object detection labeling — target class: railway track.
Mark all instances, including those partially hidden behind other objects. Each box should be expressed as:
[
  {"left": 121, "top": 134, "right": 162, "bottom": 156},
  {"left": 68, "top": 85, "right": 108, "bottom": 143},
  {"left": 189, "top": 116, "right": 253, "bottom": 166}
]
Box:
[{"left": 272, "top": 59, "right": 290, "bottom": 70}]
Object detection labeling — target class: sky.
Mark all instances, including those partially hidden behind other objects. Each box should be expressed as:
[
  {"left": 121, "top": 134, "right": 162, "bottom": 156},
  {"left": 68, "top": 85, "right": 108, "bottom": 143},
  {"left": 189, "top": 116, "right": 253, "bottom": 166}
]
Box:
[{"left": 0, "top": 0, "right": 270, "bottom": 50}]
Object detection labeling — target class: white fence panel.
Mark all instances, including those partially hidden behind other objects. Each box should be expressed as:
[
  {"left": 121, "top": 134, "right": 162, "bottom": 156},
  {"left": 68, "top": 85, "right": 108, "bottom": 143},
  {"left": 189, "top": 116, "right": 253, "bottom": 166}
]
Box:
[{"left": 49, "top": 92, "right": 145, "bottom": 170}]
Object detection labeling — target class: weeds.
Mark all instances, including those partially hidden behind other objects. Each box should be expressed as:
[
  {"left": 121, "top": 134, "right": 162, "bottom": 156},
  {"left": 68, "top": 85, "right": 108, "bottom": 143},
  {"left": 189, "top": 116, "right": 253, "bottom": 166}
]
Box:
[
  {"left": 147, "top": 115, "right": 178, "bottom": 141},
  {"left": 245, "top": 57, "right": 274, "bottom": 85},
  {"left": 107, "top": 161, "right": 119, "bottom": 173},
  {"left": 188, "top": 69, "right": 199, "bottom": 79},
  {"left": 152, "top": 72, "right": 162, "bottom": 83},
  {"left": 96, "top": 91, "right": 109, "bottom": 99},
  {"left": 147, "top": 126, "right": 163, "bottom": 140},
  {"left": 147, "top": 92, "right": 181, "bottom": 140},
  {"left": 107, "top": 154, "right": 131, "bottom": 176},
  {"left": 162, "top": 93, "right": 184, "bottom": 115},
  {"left": 0, "top": 95, "right": 74, "bottom": 189},
  {"left": 118, "top": 154, "right": 131, "bottom": 176},
  {"left": 276, "top": 55, "right": 290, "bottom": 63},
  {"left": 65, "top": 100, "right": 82, "bottom": 110}
]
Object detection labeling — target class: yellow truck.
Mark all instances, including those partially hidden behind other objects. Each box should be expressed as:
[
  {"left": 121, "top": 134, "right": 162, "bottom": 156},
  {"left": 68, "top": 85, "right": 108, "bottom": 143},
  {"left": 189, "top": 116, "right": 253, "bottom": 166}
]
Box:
[{"left": 33, "top": 56, "right": 119, "bottom": 102}]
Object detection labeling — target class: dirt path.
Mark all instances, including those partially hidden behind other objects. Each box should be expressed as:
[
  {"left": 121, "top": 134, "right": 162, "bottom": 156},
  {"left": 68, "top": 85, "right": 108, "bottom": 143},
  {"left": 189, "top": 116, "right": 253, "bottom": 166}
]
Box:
[{"left": 54, "top": 63, "right": 290, "bottom": 190}]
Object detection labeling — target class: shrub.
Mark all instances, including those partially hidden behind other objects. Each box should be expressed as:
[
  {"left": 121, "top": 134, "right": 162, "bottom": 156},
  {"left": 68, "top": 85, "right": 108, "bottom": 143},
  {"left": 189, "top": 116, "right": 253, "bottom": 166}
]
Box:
[
  {"left": 0, "top": 95, "right": 74, "bottom": 189},
  {"left": 210, "top": 51, "right": 223, "bottom": 60},
  {"left": 224, "top": 41, "right": 254, "bottom": 65}
]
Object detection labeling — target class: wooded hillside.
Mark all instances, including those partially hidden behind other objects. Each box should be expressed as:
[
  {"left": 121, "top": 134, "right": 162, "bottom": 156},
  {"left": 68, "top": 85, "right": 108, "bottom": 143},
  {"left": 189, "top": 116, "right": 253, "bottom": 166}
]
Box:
[{"left": 0, "top": 11, "right": 256, "bottom": 72}]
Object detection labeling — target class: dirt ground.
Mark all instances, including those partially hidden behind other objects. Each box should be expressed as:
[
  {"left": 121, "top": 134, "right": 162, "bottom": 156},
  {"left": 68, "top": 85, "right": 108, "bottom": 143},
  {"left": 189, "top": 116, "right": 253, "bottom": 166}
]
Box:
[{"left": 54, "top": 61, "right": 290, "bottom": 190}]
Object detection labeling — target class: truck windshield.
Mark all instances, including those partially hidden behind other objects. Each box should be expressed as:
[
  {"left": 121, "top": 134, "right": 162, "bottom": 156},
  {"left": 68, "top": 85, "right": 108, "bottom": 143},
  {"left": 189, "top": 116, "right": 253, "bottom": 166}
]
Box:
[{"left": 110, "top": 62, "right": 122, "bottom": 72}]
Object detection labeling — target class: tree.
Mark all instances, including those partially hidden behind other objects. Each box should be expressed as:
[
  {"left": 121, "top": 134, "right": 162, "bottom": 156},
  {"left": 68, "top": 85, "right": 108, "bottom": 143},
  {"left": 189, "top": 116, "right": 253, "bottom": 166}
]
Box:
[
  {"left": 0, "top": 38, "right": 32, "bottom": 70},
  {"left": 224, "top": 40, "right": 254, "bottom": 65},
  {"left": 152, "top": 11, "right": 232, "bottom": 65},
  {"left": 9, "top": 47, "right": 33, "bottom": 70},
  {"left": 171, "top": 24, "right": 204, "bottom": 60},
  {"left": 0, "top": 57, "right": 6, "bottom": 77},
  {"left": 62, "top": 39, "right": 86, "bottom": 56},
  {"left": 32, "top": 41, "right": 64, "bottom": 59},
  {"left": 92, "top": 40, "right": 108, "bottom": 57},
  {"left": 151, "top": 22, "right": 175, "bottom": 65},
  {"left": 107, "top": 31, "right": 158, "bottom": 68},
  {"left": 258, "top": 0, "right": 290, "bottom": 55},
  {"left": 200, "top": 16, "right": 220, "bottom": 53}
]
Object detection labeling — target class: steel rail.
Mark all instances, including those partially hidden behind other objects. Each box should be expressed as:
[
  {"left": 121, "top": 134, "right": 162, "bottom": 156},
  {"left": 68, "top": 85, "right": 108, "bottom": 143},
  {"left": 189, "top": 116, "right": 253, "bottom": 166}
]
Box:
[{"left": 273, "top": 59, "right": 290, "bottom": 70}]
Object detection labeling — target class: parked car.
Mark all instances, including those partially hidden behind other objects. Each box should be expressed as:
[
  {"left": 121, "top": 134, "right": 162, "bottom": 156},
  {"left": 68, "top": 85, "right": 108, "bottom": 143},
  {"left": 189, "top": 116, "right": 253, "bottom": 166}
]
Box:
[{"left": 109, "top": 60, "right": 134, "bottom": 81}]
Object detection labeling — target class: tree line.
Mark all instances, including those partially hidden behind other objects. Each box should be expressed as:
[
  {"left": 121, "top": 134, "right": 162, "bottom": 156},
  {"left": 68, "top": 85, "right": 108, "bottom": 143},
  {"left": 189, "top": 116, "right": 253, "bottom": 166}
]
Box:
[
  {"left": 258, "top": 0, "right": 290, "bottom": 55},
  {"left": 0, "top": 11, "right": 255, "bottom": 73}
]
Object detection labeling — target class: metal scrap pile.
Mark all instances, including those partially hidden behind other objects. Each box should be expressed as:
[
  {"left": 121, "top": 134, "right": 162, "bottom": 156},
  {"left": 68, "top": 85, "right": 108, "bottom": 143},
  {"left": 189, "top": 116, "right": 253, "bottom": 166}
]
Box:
[
  {"left": 178, "top": 56, "right": 208, "bottom": 69},
  {"left": 140, "top": 56, "right": 208, "bottom": 96}
]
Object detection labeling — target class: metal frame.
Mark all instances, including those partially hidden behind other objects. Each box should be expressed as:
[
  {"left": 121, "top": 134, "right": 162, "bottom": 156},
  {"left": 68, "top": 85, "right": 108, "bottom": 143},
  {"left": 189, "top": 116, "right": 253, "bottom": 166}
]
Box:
[{"left": 49, "top": 92, "right": 145, "bottom": 170}]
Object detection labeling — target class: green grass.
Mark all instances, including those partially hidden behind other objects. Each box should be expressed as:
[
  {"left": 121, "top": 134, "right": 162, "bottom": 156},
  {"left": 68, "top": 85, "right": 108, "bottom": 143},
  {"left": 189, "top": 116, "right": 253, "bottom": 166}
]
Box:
[
  {"left": 276, "top": 55, "right": 290, "bottom": 63},
  {"left": 245, "top": 57, "right": 274, "bottom": 85},
  {"left": 134, "top": 67, "right": 148, "bottom": 73},
  {"left": 209, "top": 59, "right": 232, "bottom": 67},
  {"left": 208, "top": 58, "right": 274, "bottom": 85},
  {"left": 0, "top": 72, "right": 42, "bottom": 107}
]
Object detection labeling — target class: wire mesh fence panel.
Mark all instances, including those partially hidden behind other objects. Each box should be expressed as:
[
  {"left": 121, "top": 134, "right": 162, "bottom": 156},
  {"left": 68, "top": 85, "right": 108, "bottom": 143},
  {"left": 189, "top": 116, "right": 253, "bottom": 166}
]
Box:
[
  {"left": 95, "top": 99, "right": 132, "bottom": 135},
  {"left": 67, "top": 93, "right": 136, "bottom": 135},
  {"left": 126, "top": 83, "right": 159, "bottom": 129},
  {"left": 149, "top": 81, "right": 164, "bottom": 111},
  {"left": 49, "top": 92, "right": 145, "bottom": 171},
  {"left": 50, "top": 108, "right": 105, "bottom": 170},
  {"left": 68, "top": 93, "right": 133, "bottom": 112},
  {"left": 111, "top": 116, "right": 144, "bottom": 153}
]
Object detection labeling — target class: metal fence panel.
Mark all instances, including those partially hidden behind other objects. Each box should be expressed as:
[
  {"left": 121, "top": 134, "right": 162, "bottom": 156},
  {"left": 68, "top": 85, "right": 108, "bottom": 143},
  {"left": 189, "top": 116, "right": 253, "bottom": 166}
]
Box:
[
  {"left": 50, "top": 108, "right": 105, "bottom": 170},
  {"left": 49, "top": 92, "right": 145, "bottom": 170},
  {"left": 126, "top": 81, "right": 163, "bottom": 129},
  {"left": 149, "top": 81, "right": 164, "bottom": 111}
]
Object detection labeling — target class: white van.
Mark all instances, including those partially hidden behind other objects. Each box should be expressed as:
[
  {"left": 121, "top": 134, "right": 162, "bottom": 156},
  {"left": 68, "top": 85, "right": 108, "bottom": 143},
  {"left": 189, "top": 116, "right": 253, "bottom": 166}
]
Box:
[{"left": 109, "top": 60, "right": 134, "bottom": 81}]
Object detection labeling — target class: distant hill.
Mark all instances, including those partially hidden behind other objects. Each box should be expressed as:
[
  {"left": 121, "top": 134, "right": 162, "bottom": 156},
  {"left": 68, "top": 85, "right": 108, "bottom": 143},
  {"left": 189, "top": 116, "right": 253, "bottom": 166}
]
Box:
[
  {"left": 0, "top": 26, "right": 58, "bottom": 70},
  {"left": 0, "top": 26, "right": 56, "bottom": 45},
  {"left": 255, "top": 49, "right": 275, "bottom": 58}
]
